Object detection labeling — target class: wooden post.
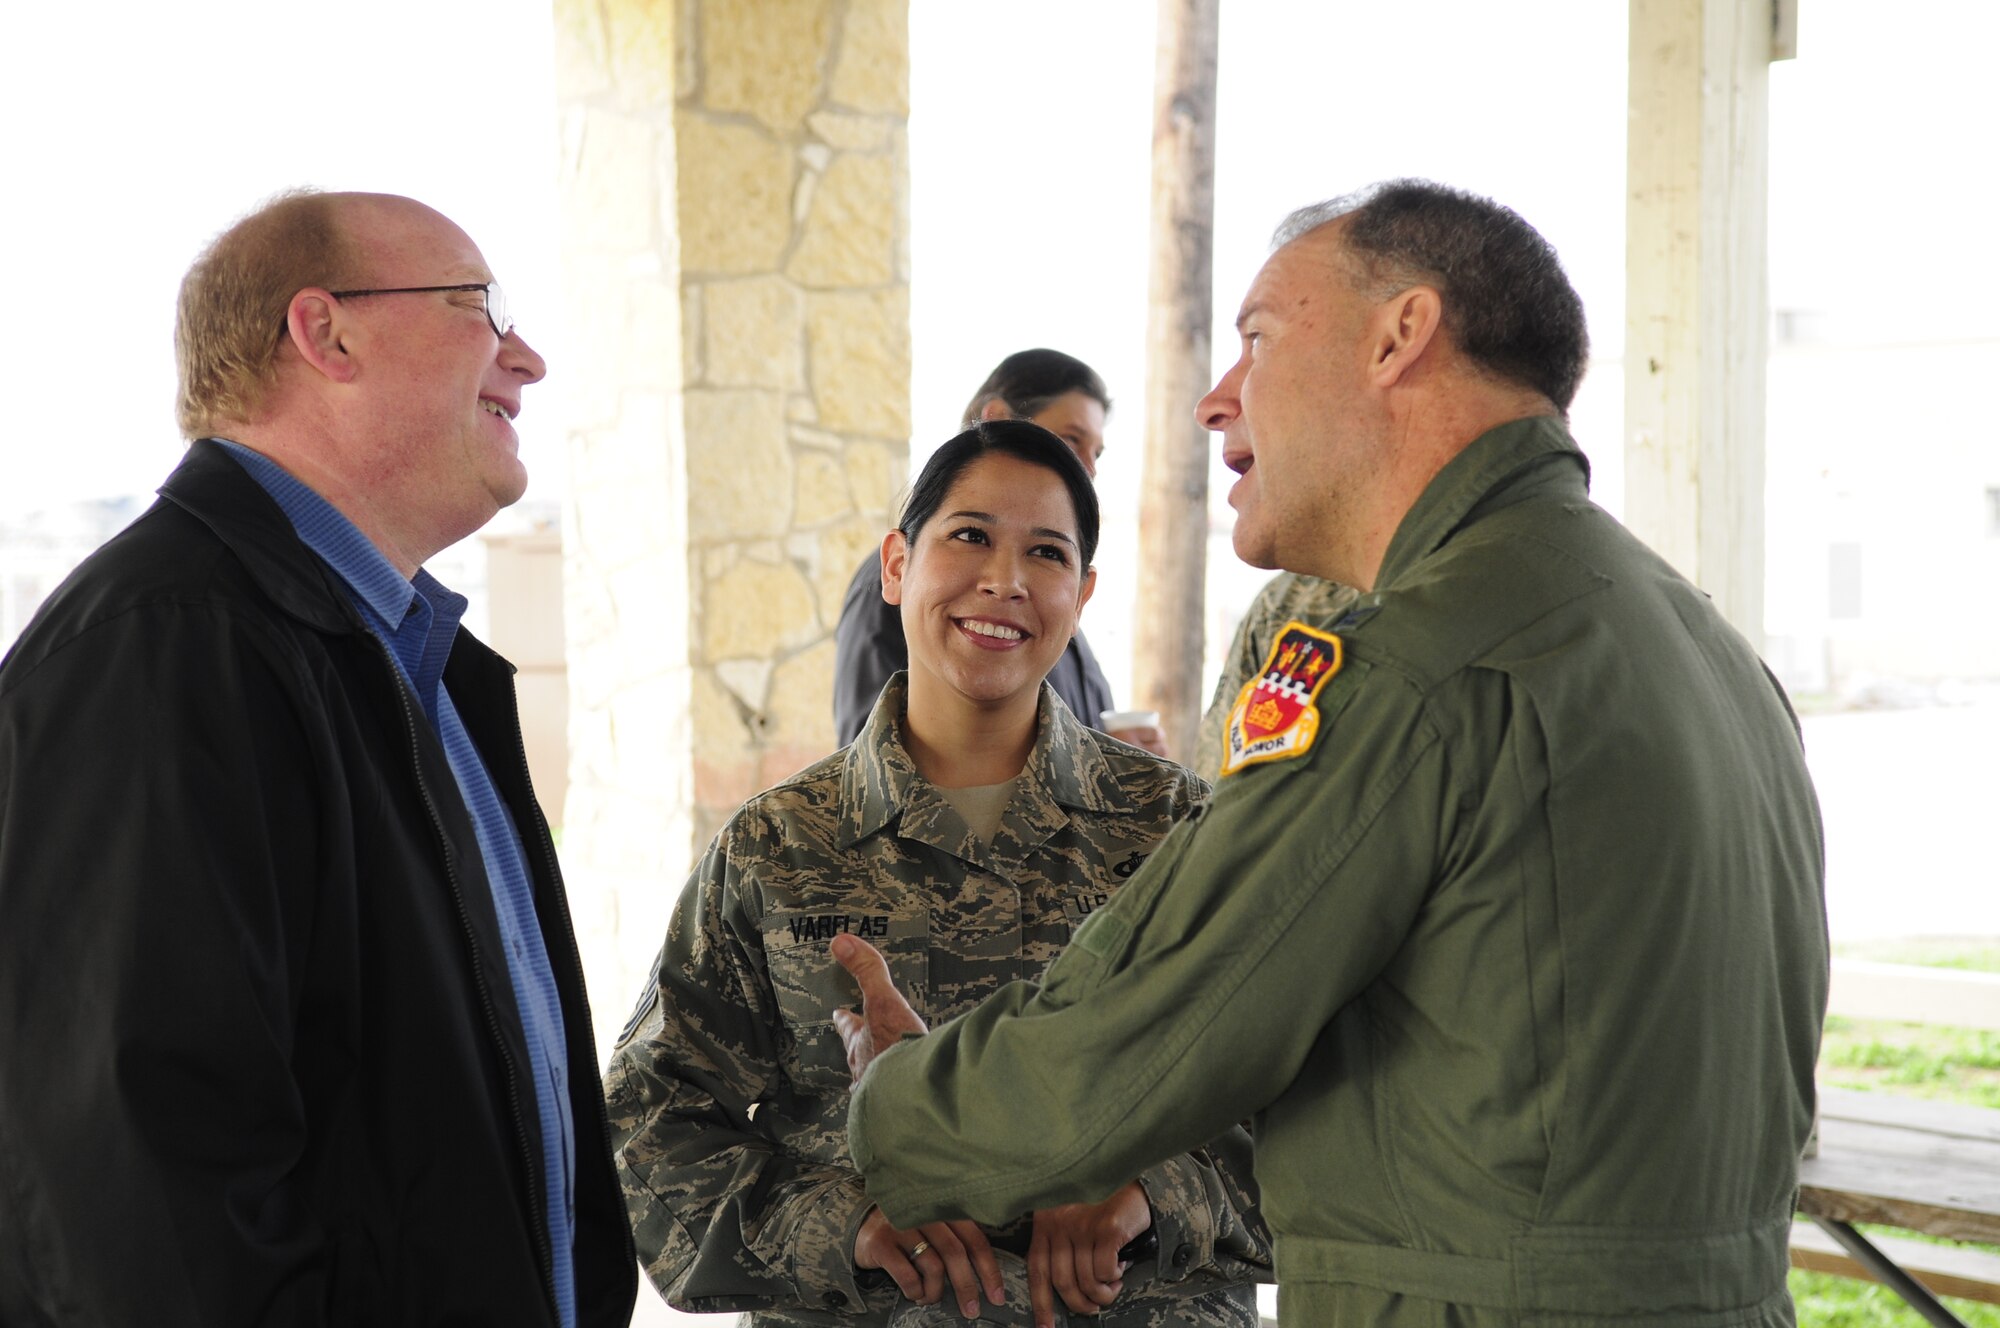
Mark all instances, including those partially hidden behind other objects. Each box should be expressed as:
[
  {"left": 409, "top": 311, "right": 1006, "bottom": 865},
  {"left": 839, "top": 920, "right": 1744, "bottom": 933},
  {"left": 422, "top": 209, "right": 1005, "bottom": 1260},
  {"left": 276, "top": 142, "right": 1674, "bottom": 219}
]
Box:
[
  {"left": 1131, "top": 0, "right": 1219, "bottom": 758},
  {"left": 1625, "top": 0, "right": 1788, "bottom": 650}
]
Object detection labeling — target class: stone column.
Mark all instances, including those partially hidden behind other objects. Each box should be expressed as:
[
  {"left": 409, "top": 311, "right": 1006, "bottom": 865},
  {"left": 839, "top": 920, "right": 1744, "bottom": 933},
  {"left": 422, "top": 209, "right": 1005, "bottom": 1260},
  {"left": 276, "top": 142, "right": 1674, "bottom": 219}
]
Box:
[{"left": 554, "top": 0, "right": 910, "bottom": 1050}]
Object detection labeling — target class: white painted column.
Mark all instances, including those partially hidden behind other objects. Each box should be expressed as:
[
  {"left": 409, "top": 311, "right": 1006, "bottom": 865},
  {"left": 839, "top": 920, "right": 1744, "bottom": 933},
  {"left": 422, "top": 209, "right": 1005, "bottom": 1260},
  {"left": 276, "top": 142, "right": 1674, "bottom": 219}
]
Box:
[{"left": 1625, "top": 0, "right": 1790, "bottom": 648}]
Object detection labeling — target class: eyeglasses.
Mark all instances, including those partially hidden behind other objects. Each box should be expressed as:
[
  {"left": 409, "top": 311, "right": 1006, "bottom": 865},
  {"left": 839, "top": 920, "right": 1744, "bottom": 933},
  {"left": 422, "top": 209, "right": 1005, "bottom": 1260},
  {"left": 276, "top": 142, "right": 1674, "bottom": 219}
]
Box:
[{"left": 327, "top": 282, "right": 513, "bottom": 338}]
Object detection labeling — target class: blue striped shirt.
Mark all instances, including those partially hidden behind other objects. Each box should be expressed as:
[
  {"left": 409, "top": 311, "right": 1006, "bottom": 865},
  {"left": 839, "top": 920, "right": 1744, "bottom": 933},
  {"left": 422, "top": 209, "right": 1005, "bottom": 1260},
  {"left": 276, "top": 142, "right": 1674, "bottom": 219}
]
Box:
[{"left": 217, "top": 440, "right": 577, "bottom": 1328}]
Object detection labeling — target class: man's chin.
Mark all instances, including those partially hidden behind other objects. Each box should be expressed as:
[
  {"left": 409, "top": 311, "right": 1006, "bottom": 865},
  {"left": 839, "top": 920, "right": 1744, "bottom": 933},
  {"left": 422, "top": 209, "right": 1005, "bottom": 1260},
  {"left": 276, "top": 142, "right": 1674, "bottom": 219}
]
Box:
[
  {"left": 488, "top": 467, "right": 530, "bottom": 510},
  {"left": 1230, "top": 527, "right": 1279, "bottom": 571}
]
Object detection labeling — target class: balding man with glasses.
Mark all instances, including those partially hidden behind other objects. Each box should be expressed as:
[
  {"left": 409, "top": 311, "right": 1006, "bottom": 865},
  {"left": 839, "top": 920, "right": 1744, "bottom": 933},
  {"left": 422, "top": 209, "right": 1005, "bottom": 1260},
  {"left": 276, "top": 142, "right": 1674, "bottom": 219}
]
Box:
[{"left": 0, "top": 190, "right": 637, "bottom": 1328}]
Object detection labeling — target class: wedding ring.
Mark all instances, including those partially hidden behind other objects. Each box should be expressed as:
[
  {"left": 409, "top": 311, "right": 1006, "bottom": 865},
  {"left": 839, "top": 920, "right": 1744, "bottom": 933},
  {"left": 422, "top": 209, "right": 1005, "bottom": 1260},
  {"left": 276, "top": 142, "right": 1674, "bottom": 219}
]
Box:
[{"left": 908, "top": 1239, "right": 931, "bottom": 1259}]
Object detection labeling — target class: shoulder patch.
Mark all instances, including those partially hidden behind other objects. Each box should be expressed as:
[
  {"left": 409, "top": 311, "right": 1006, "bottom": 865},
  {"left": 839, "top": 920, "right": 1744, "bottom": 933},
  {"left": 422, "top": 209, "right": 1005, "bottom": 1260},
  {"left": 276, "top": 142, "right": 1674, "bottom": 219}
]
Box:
[{"left": 1220, "top": 620, "right": 1343, "bottom": 776}]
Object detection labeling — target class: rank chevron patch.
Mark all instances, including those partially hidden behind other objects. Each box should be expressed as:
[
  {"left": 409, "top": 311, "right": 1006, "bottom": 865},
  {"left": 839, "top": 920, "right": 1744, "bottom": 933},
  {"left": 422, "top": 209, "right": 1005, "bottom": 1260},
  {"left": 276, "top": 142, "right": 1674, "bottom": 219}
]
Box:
[{"left": 1221, "top": 619, "right": 1344, "bottom": 776}]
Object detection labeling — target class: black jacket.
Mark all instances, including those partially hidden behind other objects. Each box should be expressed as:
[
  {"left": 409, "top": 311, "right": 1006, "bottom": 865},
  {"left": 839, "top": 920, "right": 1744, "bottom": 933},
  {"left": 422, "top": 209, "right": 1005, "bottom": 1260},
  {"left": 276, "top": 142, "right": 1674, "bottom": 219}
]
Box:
[
  {"left": 0, "top": 441, "right": 636, "bottom": 1326},
  {"left": 831, "top": 554, "right": 1115, "bottom": 747}
]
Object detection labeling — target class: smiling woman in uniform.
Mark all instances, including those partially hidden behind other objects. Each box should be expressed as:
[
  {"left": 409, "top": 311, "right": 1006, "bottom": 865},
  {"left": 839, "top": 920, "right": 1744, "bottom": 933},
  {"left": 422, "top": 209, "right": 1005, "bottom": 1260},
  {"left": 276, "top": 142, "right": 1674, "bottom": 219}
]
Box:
[
  {"left": 833, "top": 349, "right": 1167, "bottom": 758},
  {"left": 605, "top": 420, "right": 1267, "bottom": 1328}
]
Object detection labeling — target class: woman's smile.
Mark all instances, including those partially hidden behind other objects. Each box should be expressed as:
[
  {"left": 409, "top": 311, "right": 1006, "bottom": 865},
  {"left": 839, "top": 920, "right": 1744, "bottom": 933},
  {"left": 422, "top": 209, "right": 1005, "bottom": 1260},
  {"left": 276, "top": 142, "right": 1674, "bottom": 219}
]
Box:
[{"left": 954, "top": 616, "right": 1030, "bottom": 649}]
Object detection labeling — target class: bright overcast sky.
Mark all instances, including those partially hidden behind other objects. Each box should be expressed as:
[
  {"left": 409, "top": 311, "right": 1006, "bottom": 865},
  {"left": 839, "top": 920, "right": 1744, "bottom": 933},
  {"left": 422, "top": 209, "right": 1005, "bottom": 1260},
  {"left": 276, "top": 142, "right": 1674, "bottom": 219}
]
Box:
[
  {"left": 4, "top": 0, "right": 1993, "bottom": 517},
  {"left": 3, "top": 0, "right": 1996, "bottom": 702}
]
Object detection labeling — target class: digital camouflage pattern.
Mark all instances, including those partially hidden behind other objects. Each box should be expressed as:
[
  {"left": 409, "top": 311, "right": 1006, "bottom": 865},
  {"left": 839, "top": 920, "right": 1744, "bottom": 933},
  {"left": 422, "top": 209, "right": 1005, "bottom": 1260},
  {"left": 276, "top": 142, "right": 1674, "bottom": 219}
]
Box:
[
  {"left": 1193, "top": 573, "right": 1360, "bottom": 779},
  {"left": 605, "top": 676, "right": 1270, "bottom": 1327}
]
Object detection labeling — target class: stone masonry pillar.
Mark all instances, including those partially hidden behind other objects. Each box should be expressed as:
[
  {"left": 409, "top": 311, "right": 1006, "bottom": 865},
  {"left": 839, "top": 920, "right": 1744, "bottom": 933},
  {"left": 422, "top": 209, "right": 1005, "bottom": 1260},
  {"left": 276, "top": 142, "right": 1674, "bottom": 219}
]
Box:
[{"left": 553, "top": 0, "right": 910, "bottom": 1054}]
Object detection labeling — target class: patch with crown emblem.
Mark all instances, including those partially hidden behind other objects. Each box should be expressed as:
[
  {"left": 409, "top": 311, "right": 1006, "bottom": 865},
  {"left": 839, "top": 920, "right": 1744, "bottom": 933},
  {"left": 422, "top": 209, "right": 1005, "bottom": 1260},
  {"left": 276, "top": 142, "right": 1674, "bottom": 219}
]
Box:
[{"left": 1221, "top": 620, "right": 1344, "bottom": 776}]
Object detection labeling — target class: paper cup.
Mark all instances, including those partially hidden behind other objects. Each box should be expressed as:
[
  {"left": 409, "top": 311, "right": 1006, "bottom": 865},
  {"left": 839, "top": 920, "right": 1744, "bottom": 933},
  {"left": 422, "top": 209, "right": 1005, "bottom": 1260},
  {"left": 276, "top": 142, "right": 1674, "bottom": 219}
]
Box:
[{"left": 1099, "top": 709, "right": 1161, "bottom": 730}]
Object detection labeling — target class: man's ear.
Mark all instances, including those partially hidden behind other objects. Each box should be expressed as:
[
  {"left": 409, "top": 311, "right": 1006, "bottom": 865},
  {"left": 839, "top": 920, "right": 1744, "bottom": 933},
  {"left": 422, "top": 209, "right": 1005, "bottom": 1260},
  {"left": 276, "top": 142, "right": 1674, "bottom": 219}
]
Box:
[
  {"left": 1367, "top": 285, "right": 1443, "bottom": 389},
  {"left": 879, "top": 530, "right": 910, "bottom": 605},
  {"left": 285, "top": 289, "right": 357, "bottom": 384},
  {"left": 977, "top": 398, "right": 1013, "bottom": 423}
]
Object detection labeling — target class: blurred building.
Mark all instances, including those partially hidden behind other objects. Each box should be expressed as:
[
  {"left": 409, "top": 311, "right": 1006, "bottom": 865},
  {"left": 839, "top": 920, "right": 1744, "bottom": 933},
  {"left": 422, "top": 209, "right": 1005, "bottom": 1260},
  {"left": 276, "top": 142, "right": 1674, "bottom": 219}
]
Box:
[
  {"left": 1764, "top": 321, "right": 2000, "bottom": 700},
  {"left": 0, "top": 496, "right": 147, "bottom": 653}
]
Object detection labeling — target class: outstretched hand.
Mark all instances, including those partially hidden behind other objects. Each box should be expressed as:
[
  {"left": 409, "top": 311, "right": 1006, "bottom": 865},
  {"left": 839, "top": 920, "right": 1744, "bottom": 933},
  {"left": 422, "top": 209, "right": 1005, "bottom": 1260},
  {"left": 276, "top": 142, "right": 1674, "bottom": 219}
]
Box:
[{"left": 830, "top": 933, "right": 928, "bottom": 1082}]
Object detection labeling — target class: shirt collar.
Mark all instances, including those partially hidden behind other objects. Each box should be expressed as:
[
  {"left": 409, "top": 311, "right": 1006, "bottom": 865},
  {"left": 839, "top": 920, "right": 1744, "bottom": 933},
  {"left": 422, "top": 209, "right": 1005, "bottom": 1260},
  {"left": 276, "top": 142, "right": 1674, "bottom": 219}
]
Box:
[
  {"left": 836, "top": 673, "right": 1117, "bottom": 852},
  {"left": 213, "top": 440, "right": 468, "bottom": 710},
  {"left": 1372, "top": 415, "right": 1590, "bottom": 591},
  {"left": 212, "top": 438, "right": 424, "bottom": 627}
]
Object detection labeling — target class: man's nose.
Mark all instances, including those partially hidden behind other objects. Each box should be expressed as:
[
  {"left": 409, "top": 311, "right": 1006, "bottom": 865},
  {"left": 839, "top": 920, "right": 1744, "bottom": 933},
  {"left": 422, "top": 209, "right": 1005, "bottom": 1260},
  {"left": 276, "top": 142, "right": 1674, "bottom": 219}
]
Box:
[
  {"left": 1196, "top": 366, "right": 1240, "bottom": 432},
  {"left": 503, "top": 331, "right": 548, "bottom": 385}
]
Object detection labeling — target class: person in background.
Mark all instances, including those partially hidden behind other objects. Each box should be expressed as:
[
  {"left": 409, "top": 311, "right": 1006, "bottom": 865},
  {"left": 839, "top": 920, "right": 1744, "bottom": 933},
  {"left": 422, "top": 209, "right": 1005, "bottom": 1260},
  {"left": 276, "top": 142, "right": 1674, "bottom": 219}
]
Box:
[
  {"left": 834, "top": 179, "right": 1828, "bottom": 1326},
  {"left": 0, "top": 190, "right": 635, "bottom": 1327},
  {"left": 834, "top": 349, "right": 1167, "bottom": 757},
  {"left": 608, "top": 420, "right": 1267, "bottom": 1328},
  {"left": 1191, "top": 572, "right": 1358, "bottom": 777}
]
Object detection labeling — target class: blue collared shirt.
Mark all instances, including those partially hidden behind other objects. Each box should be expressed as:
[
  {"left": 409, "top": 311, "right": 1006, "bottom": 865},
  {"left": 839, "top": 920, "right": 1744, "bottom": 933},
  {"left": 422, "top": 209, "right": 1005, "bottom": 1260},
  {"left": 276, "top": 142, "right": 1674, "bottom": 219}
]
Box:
[{"left": 217, "top": 440, "right": 577, "bottom": 1328}]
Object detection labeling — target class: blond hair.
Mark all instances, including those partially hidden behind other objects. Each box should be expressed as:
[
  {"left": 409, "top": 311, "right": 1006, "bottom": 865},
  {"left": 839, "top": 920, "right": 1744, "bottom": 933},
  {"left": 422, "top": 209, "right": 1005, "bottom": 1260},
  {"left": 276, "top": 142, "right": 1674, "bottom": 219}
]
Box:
[{"left": 174, "top": 189, "right": 359, "bottom": 438}]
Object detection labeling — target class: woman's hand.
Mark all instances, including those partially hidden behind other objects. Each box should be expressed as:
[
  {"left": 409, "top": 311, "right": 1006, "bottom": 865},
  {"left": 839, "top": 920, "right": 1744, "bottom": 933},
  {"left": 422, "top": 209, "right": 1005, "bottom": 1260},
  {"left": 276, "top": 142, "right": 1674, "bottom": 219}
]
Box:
[
  {"left": 1028, "top": 1181, "right": 1152, "bottom": 1324},
  {"left": 854, "top": 1205, "right": 1005, "bottom": 1319}
]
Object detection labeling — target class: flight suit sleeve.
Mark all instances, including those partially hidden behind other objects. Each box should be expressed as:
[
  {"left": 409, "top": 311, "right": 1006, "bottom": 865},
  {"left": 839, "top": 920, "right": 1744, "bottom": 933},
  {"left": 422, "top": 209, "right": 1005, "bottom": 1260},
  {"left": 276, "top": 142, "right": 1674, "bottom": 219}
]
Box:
[
  {"left": 1126, "top": 771, "right": 1271, "bottom": 1290},
  {"left": 850, "top": 659, "right": 1451, "bottom": 1227},
  {"left": 1049, "top": 739, "right": 1273, "bottom": 1302},
  {"left": 605, "top": 826, "right": 885, "bottom": 1317}
]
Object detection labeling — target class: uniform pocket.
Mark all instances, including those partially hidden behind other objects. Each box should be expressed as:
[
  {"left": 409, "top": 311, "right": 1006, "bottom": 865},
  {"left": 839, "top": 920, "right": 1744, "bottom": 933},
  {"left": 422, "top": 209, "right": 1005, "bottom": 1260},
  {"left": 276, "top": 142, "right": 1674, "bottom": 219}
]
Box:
[{"left": 762, "top": 908, "right": 929, "bottom": 1090}]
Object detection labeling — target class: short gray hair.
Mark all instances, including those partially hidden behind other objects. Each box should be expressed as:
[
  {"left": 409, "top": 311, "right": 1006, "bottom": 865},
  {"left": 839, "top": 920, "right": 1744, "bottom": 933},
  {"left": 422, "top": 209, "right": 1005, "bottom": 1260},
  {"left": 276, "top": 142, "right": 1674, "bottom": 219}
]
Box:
[
  {"left": 1270, "top": 192, "right": 1366, "bottom": 251},
  {"left": 1267, "top": 179, "right": 1589, "bottom": 412}
]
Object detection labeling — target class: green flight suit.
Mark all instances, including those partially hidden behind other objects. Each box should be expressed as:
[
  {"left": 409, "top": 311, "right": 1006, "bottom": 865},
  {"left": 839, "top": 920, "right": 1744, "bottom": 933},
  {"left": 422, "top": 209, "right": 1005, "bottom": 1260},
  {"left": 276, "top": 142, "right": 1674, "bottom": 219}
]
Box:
[{"left": 849, "top": 417, "right": 1829, "bottom": 1326}]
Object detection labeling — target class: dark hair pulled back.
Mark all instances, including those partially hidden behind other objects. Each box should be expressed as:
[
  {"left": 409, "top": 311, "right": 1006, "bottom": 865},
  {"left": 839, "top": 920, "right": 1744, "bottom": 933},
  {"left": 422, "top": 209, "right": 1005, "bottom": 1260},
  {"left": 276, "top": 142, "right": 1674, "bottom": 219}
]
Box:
[
  {"left": 898, "top": 419, "right": 1100, "bottom": 570},
  {"left": 959, "top": 349, "right": 1111, "bottom": 427}
]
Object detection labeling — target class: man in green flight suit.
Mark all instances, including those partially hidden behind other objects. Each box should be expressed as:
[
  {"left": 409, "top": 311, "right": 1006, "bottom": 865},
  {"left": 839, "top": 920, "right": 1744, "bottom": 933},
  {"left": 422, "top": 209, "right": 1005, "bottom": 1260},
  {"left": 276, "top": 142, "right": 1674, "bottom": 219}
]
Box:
[{"left": 831, "top": 179, "right": 1828, "bottom": 1326}]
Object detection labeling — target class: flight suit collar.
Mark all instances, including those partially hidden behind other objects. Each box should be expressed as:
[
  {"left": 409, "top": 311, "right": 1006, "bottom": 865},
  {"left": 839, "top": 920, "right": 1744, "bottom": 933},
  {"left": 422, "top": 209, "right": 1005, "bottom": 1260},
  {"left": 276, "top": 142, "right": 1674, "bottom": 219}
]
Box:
[
  {"left": 836, "top": 674, "right": 1117, "bottom": 857},
  {"left": 1372, "top": 414, "right": 1590, "bottom": 592}
]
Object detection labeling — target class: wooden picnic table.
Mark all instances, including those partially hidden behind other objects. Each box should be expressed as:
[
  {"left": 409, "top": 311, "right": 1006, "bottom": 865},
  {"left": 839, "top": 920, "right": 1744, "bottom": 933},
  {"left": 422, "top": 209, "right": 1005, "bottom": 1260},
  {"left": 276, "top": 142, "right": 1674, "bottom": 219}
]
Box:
[{"left": 1794, "top": 1085, "right": 2000, "bottom": 1324}]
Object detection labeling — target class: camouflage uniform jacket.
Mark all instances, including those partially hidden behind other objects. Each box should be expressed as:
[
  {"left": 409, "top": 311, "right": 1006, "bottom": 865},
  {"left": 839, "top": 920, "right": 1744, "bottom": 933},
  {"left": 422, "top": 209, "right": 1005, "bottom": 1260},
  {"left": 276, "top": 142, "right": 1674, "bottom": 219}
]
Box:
[
  {"left": 606, "top": 676, "right": 1270, "bottom": 1327},
  {"left": 1192, "top": 573, "right": 1359, "bottom": 778}
]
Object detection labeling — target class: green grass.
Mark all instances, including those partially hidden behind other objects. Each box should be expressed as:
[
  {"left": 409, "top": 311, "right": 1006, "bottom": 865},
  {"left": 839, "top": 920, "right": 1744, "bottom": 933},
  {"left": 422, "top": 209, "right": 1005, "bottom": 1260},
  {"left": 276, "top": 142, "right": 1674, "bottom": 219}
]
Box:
[
  {"left": 1840, "top": 939, "right": 2000, "bottom": 973},
  {"left": 1791, "top": 1276, "right": 2000, "bottom": 1328},
  {"left": 1791, "top": 939, "right": 2000, "bottom": 1324},
  {"left": 1819, "top": 1017, "right": 2000, "bottom": 1109}
]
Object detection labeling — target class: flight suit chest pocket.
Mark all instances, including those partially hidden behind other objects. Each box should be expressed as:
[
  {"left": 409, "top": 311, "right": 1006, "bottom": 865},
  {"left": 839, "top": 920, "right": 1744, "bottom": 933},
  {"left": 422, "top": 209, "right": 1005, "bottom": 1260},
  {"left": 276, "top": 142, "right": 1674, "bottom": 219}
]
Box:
[{"left": 762, "top": 909, "right": 929, "bottom": 1090}]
